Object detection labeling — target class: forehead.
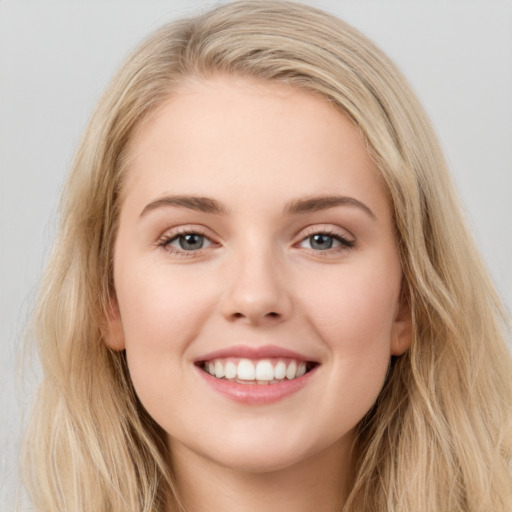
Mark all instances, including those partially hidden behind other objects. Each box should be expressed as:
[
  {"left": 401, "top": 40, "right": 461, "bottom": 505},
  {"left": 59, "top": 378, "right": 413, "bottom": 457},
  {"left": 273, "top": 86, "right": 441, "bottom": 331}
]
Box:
[{"left": 122, "top": 75, "right": 390, "bottom": 218}]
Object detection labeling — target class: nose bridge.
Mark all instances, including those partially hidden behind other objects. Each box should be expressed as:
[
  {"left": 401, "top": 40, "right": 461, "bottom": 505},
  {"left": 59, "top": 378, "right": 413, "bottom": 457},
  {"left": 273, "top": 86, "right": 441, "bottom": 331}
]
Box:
[{"left": 221, "top": 235, "right": 291, "bottom": 324}]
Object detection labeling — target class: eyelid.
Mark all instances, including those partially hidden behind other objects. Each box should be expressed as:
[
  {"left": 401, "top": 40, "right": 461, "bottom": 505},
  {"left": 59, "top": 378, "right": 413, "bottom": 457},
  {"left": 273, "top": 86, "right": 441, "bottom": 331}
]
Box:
[
  {"left": 156, "top": 225, "right": 220, "bottom": 256},
  {"left": 293, "top": 224, "right": 356, "bottom": 254},
  {"left": 157, "top": 224, "right": 211, "bottom": 241},
  {"left": 155, "top": 223, "right": 355, "bottom": 257},
  {"left": 295, "top": 224, "right": 355, "bottom": 243}
]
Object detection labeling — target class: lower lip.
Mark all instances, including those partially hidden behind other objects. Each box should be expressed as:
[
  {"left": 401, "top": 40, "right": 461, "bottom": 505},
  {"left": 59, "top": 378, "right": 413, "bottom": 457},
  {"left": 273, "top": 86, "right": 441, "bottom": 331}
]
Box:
[{"left": 196, "top": 365, "right": 318, "bottom": 405}]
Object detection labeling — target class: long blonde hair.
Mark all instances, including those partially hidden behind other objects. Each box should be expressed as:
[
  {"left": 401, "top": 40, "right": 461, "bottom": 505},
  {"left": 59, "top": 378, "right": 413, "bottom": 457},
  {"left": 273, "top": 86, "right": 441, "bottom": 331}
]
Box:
[{"left": 22, "top": 1, "right": 512, "bottom": 511}]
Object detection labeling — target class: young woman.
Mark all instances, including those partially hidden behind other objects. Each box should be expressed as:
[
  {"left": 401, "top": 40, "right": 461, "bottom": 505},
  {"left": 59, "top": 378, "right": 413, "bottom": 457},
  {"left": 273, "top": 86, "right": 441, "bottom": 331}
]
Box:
[{"left": 22, "top": 1, "right": 512, "bottom": 511}]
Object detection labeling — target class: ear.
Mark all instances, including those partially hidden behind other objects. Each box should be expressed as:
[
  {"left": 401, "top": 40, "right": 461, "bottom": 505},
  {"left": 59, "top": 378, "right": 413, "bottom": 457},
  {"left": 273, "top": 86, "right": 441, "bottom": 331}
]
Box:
[
  {"left": 390, "top": 286, "right": 412, "bottom": 356},
  {"left": 101, "top": 295, "right": 126, "bottom": 351}
]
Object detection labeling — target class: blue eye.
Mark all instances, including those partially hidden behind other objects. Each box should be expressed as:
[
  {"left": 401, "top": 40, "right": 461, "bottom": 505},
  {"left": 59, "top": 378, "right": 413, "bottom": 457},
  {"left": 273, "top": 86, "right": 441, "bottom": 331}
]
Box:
[
  {"left": 160, "top": 232, "right": 214, "bottom": 253},
  {"left": 175, "top": 233, "right": 205, "bottom": 251},
  {"left": 309, "top": 234, "right": 335, "bottom": 250},
  {"left": 300, "top": 232, "right": 354, "bottom": 251}
]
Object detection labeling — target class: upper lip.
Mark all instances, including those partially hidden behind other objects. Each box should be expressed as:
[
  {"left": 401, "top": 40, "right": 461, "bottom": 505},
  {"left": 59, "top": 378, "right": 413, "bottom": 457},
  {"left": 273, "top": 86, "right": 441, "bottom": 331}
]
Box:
[{"left": 194, "top": 344, "right": 318, "bottom": 363}]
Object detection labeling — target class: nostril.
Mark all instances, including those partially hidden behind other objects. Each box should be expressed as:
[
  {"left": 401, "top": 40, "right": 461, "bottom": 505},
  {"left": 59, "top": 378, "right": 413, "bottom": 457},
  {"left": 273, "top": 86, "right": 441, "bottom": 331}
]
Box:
[{"left": 231, "top": 311, "right": 280, "bottom": 320}]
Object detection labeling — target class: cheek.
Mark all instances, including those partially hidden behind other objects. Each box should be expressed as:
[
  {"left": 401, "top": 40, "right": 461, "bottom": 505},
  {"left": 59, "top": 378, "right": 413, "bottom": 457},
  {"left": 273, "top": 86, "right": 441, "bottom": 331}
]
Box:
[
  {"left": 112, "top": 261, "right": 193, "bottom": 386},
  {"left": 296, "top": 256, "right": 401, "bottom": 403},
  {"left": 301, "top": 263, "right": 401, "bottom": 349},
  {"left": 305, "top": 272, "right": 398, "bottom": 430},
  {"left": 116, "top": 292, "right": 194, "bottom": 420},
  {"left": 114, "top": 256, "right": 218, "bottom": 348}
]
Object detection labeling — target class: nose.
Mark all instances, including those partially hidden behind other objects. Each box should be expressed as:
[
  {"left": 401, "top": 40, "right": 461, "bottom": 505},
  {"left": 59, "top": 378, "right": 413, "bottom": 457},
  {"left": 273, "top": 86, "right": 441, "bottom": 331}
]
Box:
[{"left": 220, "top": 246, "right": 292, "bottom": 326}]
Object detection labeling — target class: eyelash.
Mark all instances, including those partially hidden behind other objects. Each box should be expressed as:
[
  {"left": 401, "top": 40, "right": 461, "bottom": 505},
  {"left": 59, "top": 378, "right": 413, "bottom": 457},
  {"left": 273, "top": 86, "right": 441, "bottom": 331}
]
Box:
[
  {"left": 156, "top": 228, "right": 355, "bottom": 257},
  {"left": 157, "top": 227, "right": 214, "bottom": 257},
  {"left": 296, "top": 229, "right": 355, "bottom": 254}
]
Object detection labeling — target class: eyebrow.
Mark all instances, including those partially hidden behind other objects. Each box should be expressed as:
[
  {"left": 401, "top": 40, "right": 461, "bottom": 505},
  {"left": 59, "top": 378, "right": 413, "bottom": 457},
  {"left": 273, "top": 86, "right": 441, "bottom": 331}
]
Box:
[
  {"left": 140, "top": 195, "right": 230, "bottom": 217},
  {"left": 284, "top": 195, "right": 376, "bottom": 219},
  {"left": 140, "top": 194, "right": 375, "bottom": 219}
]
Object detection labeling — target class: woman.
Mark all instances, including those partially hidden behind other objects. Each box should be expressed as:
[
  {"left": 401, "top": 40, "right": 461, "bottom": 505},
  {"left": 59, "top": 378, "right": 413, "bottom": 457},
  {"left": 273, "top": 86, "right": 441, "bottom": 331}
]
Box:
[{"left": 22, "top": 1, "right": 512, "bottom": 511}]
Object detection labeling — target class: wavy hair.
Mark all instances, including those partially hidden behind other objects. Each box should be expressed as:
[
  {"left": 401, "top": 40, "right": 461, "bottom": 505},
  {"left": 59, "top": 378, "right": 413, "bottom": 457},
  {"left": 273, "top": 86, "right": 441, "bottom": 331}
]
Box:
[{"left": 22, "top": 1, "right": 512, "bottom": 511}]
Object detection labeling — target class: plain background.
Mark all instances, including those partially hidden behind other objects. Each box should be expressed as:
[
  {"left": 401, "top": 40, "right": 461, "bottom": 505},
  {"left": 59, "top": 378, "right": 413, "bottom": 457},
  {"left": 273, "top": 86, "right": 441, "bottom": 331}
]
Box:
[{"left": 1, "top": 0, "right": 511, "bottom": 508}]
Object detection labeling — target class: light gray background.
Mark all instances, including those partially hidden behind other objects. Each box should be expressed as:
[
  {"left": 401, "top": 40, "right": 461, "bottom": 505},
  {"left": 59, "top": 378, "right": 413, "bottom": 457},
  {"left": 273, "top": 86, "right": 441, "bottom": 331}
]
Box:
[{"left": 1, "top": 1, "right": 511, "bottom": 509}]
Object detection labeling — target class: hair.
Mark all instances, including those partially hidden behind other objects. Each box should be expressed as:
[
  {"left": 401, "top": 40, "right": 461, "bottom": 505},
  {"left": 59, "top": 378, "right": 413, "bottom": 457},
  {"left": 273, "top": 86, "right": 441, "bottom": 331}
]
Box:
[{"left": 21, "top": 1, "right": 512, "bottom": 511}]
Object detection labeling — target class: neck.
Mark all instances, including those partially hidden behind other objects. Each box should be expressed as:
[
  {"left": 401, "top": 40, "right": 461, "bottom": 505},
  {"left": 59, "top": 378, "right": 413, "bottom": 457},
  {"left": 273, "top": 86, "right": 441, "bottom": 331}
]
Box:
[{"left": 167, "top": 438, "right": 354, "bottom": 512}]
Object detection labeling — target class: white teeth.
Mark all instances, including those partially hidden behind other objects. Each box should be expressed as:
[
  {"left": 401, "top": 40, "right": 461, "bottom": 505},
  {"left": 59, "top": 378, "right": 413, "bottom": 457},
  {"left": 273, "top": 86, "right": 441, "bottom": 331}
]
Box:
[
  {"left": 274, "top": 360, "right": 286, "bottom": 380},
  {"left": 255, "top": 360, "right": 274, "bottom": 380},
  {"left": 286, "top": 361, "right": 297, "bottom": 380},
  {"left": 237, "top": 359, "right": 256, "bottom": 380},
  {"left": 225, "top": 361, "right": 237, "bottom": 379},
  {"left": 203, "top": 357, "right": 313, "bottom": 383},
  {"left": 214, "top": 360, "right": 225, "bottom": 379}
]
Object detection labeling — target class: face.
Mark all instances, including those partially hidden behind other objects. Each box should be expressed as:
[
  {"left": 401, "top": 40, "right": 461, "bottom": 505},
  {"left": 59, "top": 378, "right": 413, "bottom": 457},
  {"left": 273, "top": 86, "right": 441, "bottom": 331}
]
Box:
[{"left": 107, "top": 76, "right": 411, "bottom": 474}]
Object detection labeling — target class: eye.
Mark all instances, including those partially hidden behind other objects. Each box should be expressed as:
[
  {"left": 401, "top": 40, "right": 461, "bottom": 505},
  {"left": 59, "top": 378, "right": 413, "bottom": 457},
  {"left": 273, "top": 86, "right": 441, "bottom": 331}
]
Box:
[
  {"left": 299, "top": 232, "right": 354, "bottom": 251},
  {"left": 158, "top": 230, "right": 215, "bottom": 255},
  {"left": 173, "top": 233, "right": 208, "bottom": 251}
]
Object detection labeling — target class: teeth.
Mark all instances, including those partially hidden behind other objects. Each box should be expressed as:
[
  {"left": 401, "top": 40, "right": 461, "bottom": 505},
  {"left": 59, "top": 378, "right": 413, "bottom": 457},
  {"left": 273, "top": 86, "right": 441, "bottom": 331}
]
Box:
[
  {"left": 255, "top": 360, "right": 274, "bottom": 380},
  {"left": 224, "top": 361, "right": 237, "bottom": 379},
  {"left": 274, "top": 360, "right": 286, "bottom": 380},
  {"left": 286, "top": 361, "right": 297, "bottom": 380},
  {"left": 214, "top": 360, "right": 225, "bottom": 379},
  {"left": 237, "top": 359, "right": 256, "bottom": 380},
  {"left": 202, "top": 357, "right": 313, "bottom": 383},
  {"left": 274, "top": 361, "right": 286, "bottom": 380}
]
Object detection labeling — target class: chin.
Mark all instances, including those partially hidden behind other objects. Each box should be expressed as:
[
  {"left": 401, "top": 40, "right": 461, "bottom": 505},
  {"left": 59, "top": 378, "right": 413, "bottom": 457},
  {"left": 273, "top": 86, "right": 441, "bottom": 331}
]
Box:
[
  {"left": 209, "top": 443, "right": 314, "bottom": 474},
  {"left": 171, "top": 424, "right": 342, "bottom": 476}
]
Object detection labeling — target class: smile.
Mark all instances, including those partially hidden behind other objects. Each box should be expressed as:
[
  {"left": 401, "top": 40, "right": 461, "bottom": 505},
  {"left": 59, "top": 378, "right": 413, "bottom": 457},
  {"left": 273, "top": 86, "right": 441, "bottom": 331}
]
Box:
[
  {"left": 198, "top": 357, "right": 317, "bottom": 384},
  {"left": 194, "top": 345, "right": 320, "bottom": 404}
]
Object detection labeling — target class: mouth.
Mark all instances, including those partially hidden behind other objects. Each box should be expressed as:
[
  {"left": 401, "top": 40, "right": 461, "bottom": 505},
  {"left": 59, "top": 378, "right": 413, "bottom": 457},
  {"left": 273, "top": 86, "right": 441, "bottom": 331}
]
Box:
[
  {"left": 196, "top": 357, "right": 319, "bottom": 385},
  {"left": 194, "top": 345, "right": 320, "bottom": 404}
]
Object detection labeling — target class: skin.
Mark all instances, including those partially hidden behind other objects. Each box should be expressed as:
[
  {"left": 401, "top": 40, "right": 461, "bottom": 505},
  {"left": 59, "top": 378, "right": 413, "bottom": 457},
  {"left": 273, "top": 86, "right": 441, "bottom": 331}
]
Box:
[{"left": 106, "top": 76, "right": 411, "bottom": 512}]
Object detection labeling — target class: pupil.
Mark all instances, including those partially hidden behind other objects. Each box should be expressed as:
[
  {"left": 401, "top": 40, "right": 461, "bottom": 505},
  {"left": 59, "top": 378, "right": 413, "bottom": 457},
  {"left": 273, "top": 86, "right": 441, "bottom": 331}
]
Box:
[
  {"left": 311, "top": 234, "right": 333, "bottom": 250},
  {"left": 179, "top": 234, "right": 204, "bottom": 250}
]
